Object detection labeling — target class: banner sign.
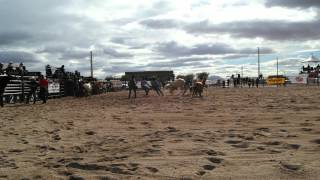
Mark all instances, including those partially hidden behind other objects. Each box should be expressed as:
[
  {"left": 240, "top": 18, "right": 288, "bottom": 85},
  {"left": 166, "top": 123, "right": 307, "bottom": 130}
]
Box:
[
  {"left": 48, "top": 82, "right": 60, "bottom": 93},
  {"left": 267, "top": 77, "right": 285, "bottom": 85},
  {"left": 288, "top": 75, "right": 308, "bottom": 84}
]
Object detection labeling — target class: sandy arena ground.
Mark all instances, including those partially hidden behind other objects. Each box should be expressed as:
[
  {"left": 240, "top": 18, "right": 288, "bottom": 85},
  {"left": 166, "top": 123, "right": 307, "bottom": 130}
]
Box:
[{"left": 0, "top": 86, "right": 320, "bottom": 180}]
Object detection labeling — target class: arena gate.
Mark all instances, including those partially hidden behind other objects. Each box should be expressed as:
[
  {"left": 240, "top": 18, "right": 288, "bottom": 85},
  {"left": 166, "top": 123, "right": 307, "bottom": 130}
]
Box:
[{"left": 2, "top": 72, "right": 65, "bottom": 105}]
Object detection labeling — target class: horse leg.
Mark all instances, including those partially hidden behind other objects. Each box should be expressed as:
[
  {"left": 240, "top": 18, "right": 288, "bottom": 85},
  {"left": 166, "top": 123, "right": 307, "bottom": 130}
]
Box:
[
  {"left": 169, "top": 88, "right": 173, "bottom": 94},
  {"left": 128, "top": 89, "right": 131, "bottom": 98},
  {"left": 182, "top": 87, "right": 187, "bottom": 96}
]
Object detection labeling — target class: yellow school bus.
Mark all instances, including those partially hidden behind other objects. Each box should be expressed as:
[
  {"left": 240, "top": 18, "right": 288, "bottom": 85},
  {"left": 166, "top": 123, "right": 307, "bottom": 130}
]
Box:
[{"left": 266, "top": 75, "right": 286, "bottom": 85}]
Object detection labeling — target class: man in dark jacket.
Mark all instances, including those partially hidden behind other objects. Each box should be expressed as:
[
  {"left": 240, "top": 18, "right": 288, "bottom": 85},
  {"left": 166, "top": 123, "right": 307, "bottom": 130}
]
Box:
[
  {"left": 0, "top": 74, "right": 12, "bottom": 107},
  {"left": 151, "top": 77, "right": 164, "bottom": 96},
  {"left": 26, "top": 78, "right": 38, "bottom": 104},
  {"left": 128, "top": 75, "right": 137, "bottom": 98}
]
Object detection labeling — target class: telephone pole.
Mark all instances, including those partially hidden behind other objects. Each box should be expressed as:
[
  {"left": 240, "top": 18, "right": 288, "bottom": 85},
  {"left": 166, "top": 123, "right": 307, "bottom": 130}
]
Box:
[
  {"left": 90, "top": 51, "right": 93, "bottom": 78},
  {"left": 276, "top": 57, "right": 279, "bottom": 78},
  {"left": 241, "top": 66, "right": 243, "bottom": 77},
  {"left": 258, "top": 47, "right": 260, "bottom": 77}
]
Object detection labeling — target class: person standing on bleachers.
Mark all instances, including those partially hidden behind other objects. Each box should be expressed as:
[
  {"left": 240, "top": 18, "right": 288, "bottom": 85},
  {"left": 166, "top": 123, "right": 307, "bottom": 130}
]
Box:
[
  {"left": 0, "top": 63, "right": 4, "bottom": 75},
  {"left": 5, "top": 62, "right": 14, "bottom": 74}
]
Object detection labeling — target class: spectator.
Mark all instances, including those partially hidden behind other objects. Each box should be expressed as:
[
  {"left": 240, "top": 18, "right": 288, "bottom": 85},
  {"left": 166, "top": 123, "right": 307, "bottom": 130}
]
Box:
[
  {"left": 256, "top": 78, "right": 259, "bottom": 88},
  {"left": 0, "top": 63, "right": 4, "bottom": 75},
  {"left": 39, "top": 75, "right": 49, "bottom": 103},
  {"left": 5, "top": 62, "right": 14, "bottom": 74},
  {"left": 0, "top": 73, "right": 13, "bottom": 107},
  {"left": 233, "top": 78, "right": 237, "bottom": 88}
]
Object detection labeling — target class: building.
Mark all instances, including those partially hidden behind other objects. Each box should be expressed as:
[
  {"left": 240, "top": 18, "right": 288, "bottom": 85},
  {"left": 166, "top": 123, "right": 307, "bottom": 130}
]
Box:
[{"left": 125, "top": 71, "right": 175, "bottom": 82}]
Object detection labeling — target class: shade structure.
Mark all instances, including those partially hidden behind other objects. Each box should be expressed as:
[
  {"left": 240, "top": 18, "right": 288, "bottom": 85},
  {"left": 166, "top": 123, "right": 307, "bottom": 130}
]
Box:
[{"left": 302, "top": 54, "right": 320, "bottom": 64}]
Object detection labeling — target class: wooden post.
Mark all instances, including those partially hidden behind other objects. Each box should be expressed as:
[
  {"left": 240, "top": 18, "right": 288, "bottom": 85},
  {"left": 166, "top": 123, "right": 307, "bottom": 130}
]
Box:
[{"left": 21, "top": 70, "right": 25, "bottom": 102}]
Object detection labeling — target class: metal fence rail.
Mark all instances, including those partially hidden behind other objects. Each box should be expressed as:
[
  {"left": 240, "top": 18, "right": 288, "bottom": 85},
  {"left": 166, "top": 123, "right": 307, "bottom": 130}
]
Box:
[{"left": 2, "top": 75, "right": 64, "bottom": 104}]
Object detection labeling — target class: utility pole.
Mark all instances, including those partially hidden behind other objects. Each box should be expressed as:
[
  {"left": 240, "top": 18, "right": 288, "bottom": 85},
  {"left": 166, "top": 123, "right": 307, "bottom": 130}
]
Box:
[
  {"left": 90, "top": 51, "right": 93, "bottom": 78},
  {"left": 258, "top": 47, "right": 260, "bottom": 78},
  {"left": 241, "top": 66, "right": 243, "bottom": 77},
  {"left": 276, "top": 57, "right": 279, "bottom": 87},
  {"left": 276, "top": 57, "right": 279, "bottom": 78}
]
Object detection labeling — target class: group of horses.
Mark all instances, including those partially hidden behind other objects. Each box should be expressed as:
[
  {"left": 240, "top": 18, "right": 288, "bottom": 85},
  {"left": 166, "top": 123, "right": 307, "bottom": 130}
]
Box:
[
  {"left": 81, "top": 78, "right": 207, "bottom": 98},
  {"left": 164, "top": 78, "right": 207, "bottom": 97}
]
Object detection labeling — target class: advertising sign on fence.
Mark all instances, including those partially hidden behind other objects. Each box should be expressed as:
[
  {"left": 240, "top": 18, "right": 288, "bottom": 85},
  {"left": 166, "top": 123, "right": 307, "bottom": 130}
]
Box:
[
  {"left": 288, "top": 74, "right": 308, "bottom": 84},
  {"left": 266, "top": 77, "right": 285, "bottom": 85},
  {"left": 48, "top": 82, "right": 60, "bottom": 93}
]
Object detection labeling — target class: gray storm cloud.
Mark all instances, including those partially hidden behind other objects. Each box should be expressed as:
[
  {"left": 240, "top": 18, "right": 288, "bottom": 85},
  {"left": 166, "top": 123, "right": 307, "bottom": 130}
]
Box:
[
  {"left": 0, "top": 0, "right": 317, "bottom": 77},
  {"left": 265, "top": 0, "right": 320, "bottom": 9},
  {"left": 0, "top": 51, "right": 40, "bottom": 63},
  {"left": 185, "top": 19, "right": 320, "bottom": 41},
  {"left": 103, "top": 48, "right": 134, "bottom": 59},
  {"left": 155, "top": 41, "right": 274, "bottom": 58},
  {"left": 140, "top": 19, "right": 183, "bottom": 29},
  {"left": 140, "top": 18, "right": 320, "bottom": 42}
]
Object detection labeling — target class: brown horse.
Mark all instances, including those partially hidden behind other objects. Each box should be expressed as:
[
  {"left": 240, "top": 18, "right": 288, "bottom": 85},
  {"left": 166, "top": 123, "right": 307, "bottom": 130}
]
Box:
[
  {"left": 192, "top": 79, "right": 206, "bottom": 97},
  {"left": 165, "top": 78, "right": 188, "bottom": 95}
]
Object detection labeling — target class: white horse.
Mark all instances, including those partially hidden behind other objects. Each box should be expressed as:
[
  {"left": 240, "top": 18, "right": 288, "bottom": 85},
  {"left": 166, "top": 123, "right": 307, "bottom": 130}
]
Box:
[{"left": 83, "top": 83, "right": 92, "bottom": 96}]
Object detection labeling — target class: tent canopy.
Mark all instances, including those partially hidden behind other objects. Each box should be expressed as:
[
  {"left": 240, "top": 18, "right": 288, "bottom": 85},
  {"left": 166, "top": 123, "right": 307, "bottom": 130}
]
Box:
[{"left": 302, "top": 54, "right": 320, "bottom": 63}]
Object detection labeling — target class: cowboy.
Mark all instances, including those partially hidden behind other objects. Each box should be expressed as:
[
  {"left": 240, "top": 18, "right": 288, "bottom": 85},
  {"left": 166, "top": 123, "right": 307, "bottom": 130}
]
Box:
[
  {"left": 128, "top": 75, "right": 137, "bottom": 98},
  {"left": 26, "top": 77, "right": 38, "bottom": 104},
  {"left": 141, "top": 78, "right": 151, "bottom": 95},
  {"left": 151, "top": 77, "right": 164, "bottom": 96}
]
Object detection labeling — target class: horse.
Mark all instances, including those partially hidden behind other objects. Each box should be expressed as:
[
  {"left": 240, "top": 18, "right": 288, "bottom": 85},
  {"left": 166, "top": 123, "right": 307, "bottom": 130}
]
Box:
[
  {"left": 82, "top": 82, "right": 92, "bottom": 96},
  {"left": 165, "top": 78, "right": 189, "bottom": 95},
  {"left": 192, "top": 79, "right": 206, "bottom": 97}
]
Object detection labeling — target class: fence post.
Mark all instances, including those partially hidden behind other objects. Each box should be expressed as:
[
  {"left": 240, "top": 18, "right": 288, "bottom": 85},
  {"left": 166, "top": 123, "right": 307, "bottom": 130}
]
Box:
[{"left": 21, "top": 72, "right": 25, "bottom": 102}]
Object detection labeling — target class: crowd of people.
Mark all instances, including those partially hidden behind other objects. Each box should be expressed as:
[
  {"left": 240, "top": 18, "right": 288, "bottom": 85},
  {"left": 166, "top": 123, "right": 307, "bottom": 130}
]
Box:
[
  {"left": 215, "top": 74, "right": 264, "bottom": 88},
  {"left": 301, "top": 64, "right": 320, "bottom": 74},
  {"left": 0, "top": 62, "right": 27, "bottom": 75}
]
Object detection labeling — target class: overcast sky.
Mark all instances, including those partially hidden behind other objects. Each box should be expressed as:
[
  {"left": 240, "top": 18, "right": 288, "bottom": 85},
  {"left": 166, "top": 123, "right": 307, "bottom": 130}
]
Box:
[{"left": 0, "top": 0, "right": 319, "bottom": 78}]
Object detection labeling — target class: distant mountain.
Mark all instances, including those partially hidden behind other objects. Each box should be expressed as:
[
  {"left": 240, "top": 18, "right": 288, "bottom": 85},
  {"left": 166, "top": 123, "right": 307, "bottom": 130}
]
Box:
[{"left": 207, "top": 75, "right": 224, "bottom": 81}]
